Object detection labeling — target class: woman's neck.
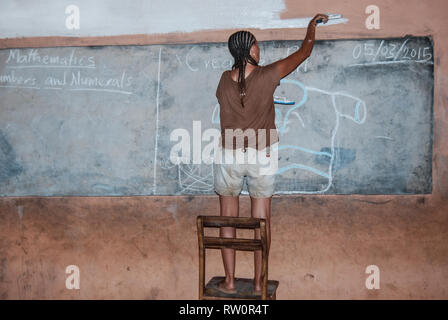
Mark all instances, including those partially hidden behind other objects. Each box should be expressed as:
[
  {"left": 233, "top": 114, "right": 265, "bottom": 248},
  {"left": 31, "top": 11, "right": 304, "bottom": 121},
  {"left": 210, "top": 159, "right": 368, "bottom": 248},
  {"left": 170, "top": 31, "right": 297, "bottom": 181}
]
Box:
[{"left": 230, "top": 63, "right": 257, "bottom": 81}]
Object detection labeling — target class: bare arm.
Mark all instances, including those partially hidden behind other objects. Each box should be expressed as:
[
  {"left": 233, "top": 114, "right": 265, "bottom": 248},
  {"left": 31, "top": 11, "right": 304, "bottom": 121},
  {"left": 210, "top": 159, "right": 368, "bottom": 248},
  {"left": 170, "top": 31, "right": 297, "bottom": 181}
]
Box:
[{"left": 273, "top": 13, "right": 329, "bottom": 79}]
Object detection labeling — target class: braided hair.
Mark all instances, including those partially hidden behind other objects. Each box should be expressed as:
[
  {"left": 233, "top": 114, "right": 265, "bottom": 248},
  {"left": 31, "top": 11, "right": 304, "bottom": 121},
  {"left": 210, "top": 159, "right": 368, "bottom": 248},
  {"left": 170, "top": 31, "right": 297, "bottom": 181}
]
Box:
[{"left": 228, "top": 31, "right": 258, "bottom": 108}]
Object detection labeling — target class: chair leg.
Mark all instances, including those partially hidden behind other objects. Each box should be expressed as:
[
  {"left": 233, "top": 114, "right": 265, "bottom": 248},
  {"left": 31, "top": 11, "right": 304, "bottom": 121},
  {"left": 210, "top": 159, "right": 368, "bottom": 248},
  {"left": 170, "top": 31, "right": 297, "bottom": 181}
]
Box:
[{"left": 197, "top": 217, "right": 205, "bottom": 300}]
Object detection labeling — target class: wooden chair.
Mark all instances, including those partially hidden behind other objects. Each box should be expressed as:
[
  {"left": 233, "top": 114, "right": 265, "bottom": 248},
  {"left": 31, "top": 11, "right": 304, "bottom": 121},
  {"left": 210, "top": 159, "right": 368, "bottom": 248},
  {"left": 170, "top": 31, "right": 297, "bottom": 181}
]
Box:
[{"left": 197, "top": 215, "right": 279, "bottom": 300}]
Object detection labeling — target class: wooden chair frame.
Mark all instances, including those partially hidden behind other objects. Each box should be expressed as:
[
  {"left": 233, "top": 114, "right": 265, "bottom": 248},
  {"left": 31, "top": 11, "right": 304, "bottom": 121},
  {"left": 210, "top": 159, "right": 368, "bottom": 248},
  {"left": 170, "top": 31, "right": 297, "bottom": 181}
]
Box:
[{"left": 197, "top": 215, "right": 270, "bottom": 300}]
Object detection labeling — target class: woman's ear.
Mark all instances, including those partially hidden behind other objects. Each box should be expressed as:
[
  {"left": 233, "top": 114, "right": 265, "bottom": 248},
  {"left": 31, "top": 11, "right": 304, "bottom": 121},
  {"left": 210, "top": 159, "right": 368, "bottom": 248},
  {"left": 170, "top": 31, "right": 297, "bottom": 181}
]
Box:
[{"left": 250, "top": 43, "right": 260, "bottom": 63}]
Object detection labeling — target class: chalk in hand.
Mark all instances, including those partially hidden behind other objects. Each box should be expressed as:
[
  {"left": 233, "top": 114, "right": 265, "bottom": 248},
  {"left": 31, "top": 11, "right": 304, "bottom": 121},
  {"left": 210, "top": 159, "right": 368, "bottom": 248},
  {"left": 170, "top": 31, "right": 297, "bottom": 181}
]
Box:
[{"left": 317, "top": 13, "right": 343, "bottom": 24}]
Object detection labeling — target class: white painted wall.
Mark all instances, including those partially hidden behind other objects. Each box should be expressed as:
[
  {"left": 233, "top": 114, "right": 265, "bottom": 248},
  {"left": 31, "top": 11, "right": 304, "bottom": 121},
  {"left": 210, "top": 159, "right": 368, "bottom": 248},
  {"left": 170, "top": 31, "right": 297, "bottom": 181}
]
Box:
[{"left": 0, "top": 0, "right": 347, "bottom": 38}]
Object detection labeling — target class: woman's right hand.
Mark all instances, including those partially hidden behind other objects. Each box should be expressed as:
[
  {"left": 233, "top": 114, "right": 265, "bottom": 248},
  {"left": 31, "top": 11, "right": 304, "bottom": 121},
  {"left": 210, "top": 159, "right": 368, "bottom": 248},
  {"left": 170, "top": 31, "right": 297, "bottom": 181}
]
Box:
[
  {"left": 272, "top": 13, "right": 329, "bottom": 79},
  {"left": 309, "top": 13, "right": 329, "bottom": 27}
]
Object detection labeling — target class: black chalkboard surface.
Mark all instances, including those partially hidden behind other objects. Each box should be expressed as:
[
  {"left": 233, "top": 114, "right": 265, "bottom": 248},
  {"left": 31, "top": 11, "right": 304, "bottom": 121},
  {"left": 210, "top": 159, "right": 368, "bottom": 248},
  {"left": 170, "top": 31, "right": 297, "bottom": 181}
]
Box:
[{"left": 0, "top": 36, "right": 433, "bottom": 196}]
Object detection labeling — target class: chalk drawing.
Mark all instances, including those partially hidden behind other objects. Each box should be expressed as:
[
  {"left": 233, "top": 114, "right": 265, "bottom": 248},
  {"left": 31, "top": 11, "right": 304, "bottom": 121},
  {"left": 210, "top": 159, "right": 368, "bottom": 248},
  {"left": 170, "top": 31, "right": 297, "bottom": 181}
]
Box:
[
  {"left": 201, "top": 79, "right": 368, "bottom": 194},
  {"left": 273, "top": 79, "right": 367, "bottom": 194},
  {"left": 177, "top": 164, "right": 214, "bottom": 193}
]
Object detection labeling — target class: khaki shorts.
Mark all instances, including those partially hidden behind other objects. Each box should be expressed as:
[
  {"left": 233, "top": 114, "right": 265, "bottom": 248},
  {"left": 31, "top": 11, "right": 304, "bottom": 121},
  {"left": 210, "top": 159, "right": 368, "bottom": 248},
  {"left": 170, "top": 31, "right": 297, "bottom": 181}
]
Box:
[{"left": 213, "top": 143, "right": 278, "bottom": 198}]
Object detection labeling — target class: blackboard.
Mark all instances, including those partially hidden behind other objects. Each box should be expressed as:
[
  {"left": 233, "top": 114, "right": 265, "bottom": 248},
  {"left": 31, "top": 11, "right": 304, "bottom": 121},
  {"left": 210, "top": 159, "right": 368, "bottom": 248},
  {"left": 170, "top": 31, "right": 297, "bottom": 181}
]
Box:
[{"left": 0, "top": 36, "right": 434, "bottom": 196}]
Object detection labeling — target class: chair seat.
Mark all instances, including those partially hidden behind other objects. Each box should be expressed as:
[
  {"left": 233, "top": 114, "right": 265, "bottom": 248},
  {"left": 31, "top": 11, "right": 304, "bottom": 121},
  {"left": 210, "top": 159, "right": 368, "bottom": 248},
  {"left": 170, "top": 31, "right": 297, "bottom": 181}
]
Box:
[{"left": 203, "top": 276, "right": 279, "bottom": 300}]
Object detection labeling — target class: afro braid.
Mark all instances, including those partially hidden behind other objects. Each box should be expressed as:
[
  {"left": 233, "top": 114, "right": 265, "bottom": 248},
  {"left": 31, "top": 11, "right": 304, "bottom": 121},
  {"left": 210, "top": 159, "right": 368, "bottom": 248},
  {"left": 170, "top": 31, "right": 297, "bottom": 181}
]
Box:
[{"left": 228, "top": 31, "right": 258, "bottom": 108}]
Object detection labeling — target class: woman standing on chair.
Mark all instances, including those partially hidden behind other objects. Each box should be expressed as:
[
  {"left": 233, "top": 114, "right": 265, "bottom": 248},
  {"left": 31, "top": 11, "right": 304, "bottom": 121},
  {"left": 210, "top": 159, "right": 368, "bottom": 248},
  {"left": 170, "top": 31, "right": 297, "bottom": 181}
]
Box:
[{"left": 214, "top": 13, "right": 329, "bottom": 295}]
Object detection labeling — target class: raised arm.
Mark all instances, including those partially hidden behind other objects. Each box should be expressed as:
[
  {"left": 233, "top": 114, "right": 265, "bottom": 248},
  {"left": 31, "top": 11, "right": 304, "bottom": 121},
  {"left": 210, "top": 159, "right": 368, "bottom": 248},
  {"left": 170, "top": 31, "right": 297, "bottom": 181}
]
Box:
[{"left": 273, "top": 13, "right": 329, "bottom": 79}]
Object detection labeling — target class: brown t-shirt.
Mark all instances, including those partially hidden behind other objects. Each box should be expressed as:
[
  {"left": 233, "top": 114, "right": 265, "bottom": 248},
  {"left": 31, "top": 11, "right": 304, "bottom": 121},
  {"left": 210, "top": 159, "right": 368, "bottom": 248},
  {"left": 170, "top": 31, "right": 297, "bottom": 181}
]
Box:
[{"left": 216, "top": 64, "right": 281, "bottom": 150}]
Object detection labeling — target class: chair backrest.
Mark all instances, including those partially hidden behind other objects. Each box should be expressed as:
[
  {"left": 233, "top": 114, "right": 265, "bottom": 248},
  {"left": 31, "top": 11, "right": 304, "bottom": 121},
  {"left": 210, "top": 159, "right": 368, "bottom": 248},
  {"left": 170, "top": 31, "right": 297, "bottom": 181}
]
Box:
[{"left": 196, "top": 215, "right": 269, "bottom": 300}]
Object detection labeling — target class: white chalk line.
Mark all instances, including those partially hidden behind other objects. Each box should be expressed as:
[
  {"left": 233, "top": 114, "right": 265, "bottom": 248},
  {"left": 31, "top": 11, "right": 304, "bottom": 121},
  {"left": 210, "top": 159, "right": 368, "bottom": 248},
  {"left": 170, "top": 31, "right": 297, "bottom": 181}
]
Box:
[
  {"left": 394, "top": 38, "right": 411, "bottom": 61},
  {"left": 348, "top": 59, "right": 433, "bottom": 67},
  {"left": 372, "top": 40, "right": 385, "bottom": 62},
  {"left": 178, "top": 163, "right": 214, "bottom": 192},
  {"left": 375, "top": 135, "right": 393, "bottom": 140},
  {"left": 0, "top": 85, "right": 132, "bottom": 94},
  {"left": 292, "top": 111, "right": 305, "bottom": 128},
  {"left": 69, "top": 88, "right": 132, "bottom": 94},
  {"left": 6, "top": 65, "right": 95, "bottom": 69},
  {"left": 153, "top": 47, "right": 162, "bottom": 194},
  {"left": 0, "top": 85, "right": 40, "bottom": 89}
]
